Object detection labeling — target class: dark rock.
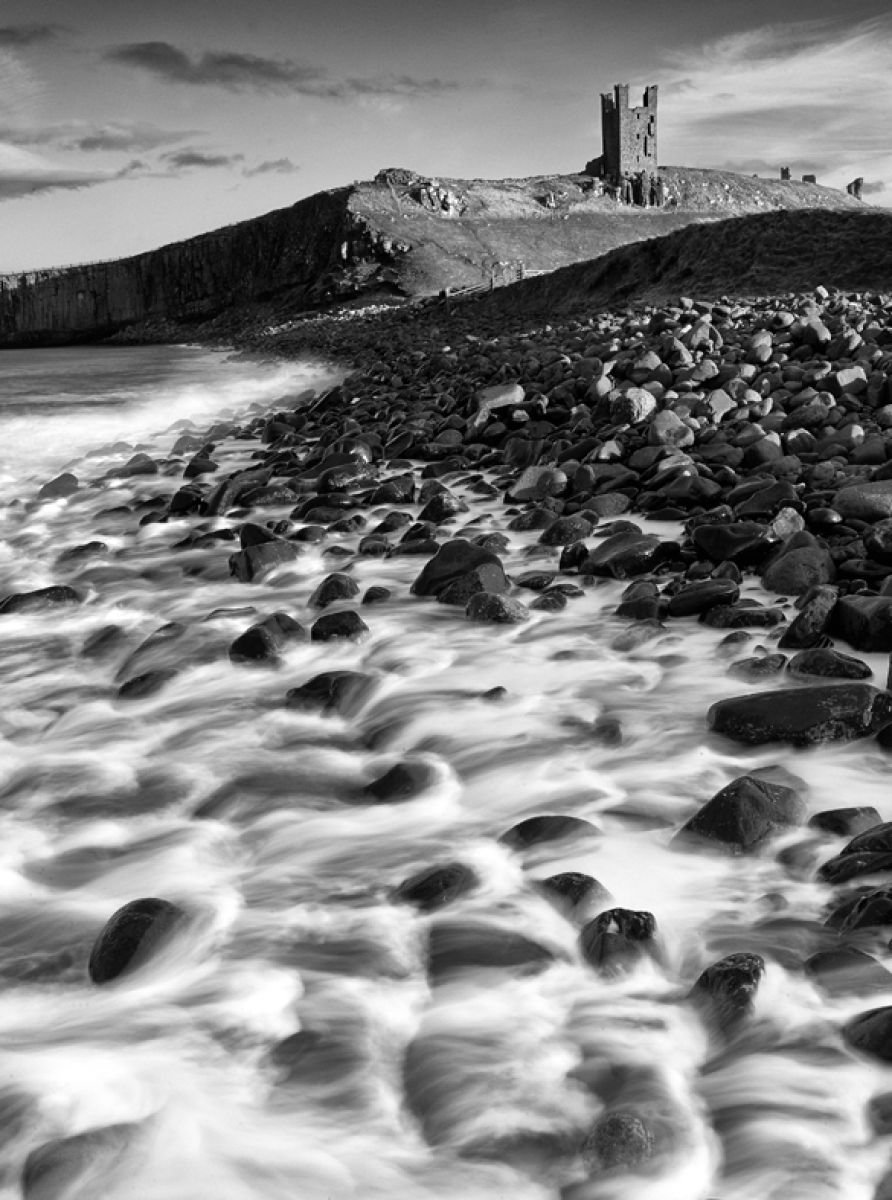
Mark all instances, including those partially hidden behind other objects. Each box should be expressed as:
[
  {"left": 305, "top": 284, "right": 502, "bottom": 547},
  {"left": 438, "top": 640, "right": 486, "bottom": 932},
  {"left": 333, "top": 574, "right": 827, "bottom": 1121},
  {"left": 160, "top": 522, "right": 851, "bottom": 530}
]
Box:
[
  {"left": 581, "top": 1111, "right": 654, "bottom": 1173},
  {"left": 23, "top": 1124, "right": 135, "bottom": 1200},
  {"left": 689, "top": 952, "right": 764, "bottom": 1032},
  {"left": 362, "top": 586, "right": 391, "bottom": 605},
  {"left": 364, "top": 759, "right": 437, "bottom": 803},
  {"left": 427, "top": 920, "right": 556, "bottom": 980},
  {"left": 393, "top": 862, "right": 478, "bottom": 912},
  {"left": 0, "top": 585, "right": 81, "bottom": 614},
  {"left": 667, "top": 578, "right": 739, "bottom": 617},
  {"left": 284, "top": 670, "right": 375, "bottom": 716},
  {"left": 308, "top": 572, "right": 360, "bottom": 608},
  {"left": 804, "top": 947, "right": 892, "bottom": 995},
  {"left": 832, "top": 885, "right": 892, "bottom": 933},
  {"left": 536, "top": 872, "right": 612, "bottom": 915},
  {"left": 809, "top": 807, "right": 882, "bottom": 837},
  {"left": 675, "top": 773, "right": 806, "bottom": 851},
  {"left": 228, "top": 537, "right": 301, "bottom": 582},
  {"left": 834, "top": 481, "right": 892, "bottom": 522},
  {"left": 867, "top": 1092, "right": 892, "bottom": 1136},
  {"left": 538, "top": 514, "right": 594, "bottom": 546},
  {"left": 310, "top": 610, "right": 369, "bottom": 642},
  {"left": 700, "top": 602, "right": 785, "bottom": 628},
  {"left": 579, "top": 908, "right": 658, "bottom": 974},
  {"left": 761, "top": 533, "right": 835, "bottom": 595},
  {"left": 582, "top": 532, "right": 678, "bottom": 579},
  {"left": 530, "top": 590, "right": 568, "bottom": 612},
  {"left": 499, "top": 814, "right": 599, "bottom": 851},
  {"left": 80, "top": 624, "right": 127, "bottom": 660},
  {"left": 465, "top": 592, "right": 530, "bottom": 624},
  {"left": 116, "top": 668, "right": 179, "bottom": 700},
  {"left": 88, "top": 897, "right": 185, "bottom": 983},
  {"left": 842, "top": 1006, "right": 892, "bottom": 1062},
  {"left": 229, "top": 612, "right": 305, "bottom": 664},
  {"left": 787, "top": 647, "right": 871, "bottom": 679},
  {"left": 417, "top": 491, "right": 467, "bottom": 524},
  {"left": 818, "top": 850, "right": 892, "bottom": 886},
  {"left": 691, "top": 521, "right": 771, "bottom": 567},
  {"left": 832, "top": 595, "right": 892, "bottom": 651},
  {"left": 728, "top": 653, "right": 788, "bottom": 680},
  {"left": 708, "top": 684, "right": 892, "bottom": 746},
  {"left": 55, "top": 540, "right": 108, "bottom": 566},
  {"left": 411, "top": 539, "right": 508, "bottom": 605},
  {"left": 777, "top": 584, "right": 839, "bottom": 649},
  {"left": 36, "top": 471, "right": 79, "bottom": 501}
]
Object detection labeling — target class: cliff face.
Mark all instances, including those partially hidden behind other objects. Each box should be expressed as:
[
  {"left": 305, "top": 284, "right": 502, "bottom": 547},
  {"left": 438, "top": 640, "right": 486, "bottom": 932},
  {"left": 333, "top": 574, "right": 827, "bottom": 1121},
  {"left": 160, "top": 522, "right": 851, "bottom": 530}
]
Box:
[
  {"left": 0, "top": 166, "right": 866, "bottom": 347},
  {"left": 0, "top": 186, "right": 408, "bottom": 347}
]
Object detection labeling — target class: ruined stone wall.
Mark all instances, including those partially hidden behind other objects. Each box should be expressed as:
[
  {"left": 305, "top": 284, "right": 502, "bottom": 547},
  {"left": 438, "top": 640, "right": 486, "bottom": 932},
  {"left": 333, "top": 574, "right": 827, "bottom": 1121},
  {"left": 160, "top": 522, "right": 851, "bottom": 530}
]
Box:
[{"left": 600, "top": 84, "right": 658, "bottom": 181}]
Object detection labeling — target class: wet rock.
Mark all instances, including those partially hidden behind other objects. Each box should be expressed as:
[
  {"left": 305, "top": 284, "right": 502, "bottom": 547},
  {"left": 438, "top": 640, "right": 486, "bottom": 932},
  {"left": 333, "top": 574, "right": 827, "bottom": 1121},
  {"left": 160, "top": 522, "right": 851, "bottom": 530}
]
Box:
[
  {"left": 536, "top": 872, "right": 612, "bottom": 916},
  {"left": 88, "top": 897, "right": 185, "bottom": 983},
  {"left": 843, "top": 1006, "right": 892, "bottom": 1062},
  {"left": 364, "top": 759, "right": 437, "bottom": 803},
  {"left": 499, "top": 814, "right": 599, "bottom": 851},
  {"left": 229, "top": 612, "right": 305, "bottom": 664},
  {"left": 831, "top": 885, "right": 892, "bottom": 933},
  {"left": 0, "top": 585, "right": 81, "bottom": 614},
  {"left": 310, "top": 610, "right": 369, "bottom": 641},
  {"left": 392, "top": 862, "right": 478, "bottom": 912},
  {"left": 581, "top": 1110, "right": 654, "bottom": 1173},
  {"left": 23, "top": 1123, "right": 136, "bottom": 1200},
  {"left": 727, "top": 652, "right": 788, "bottom": 680},
  {"left": 809, "top": 807, "right": 882, "bottom": 837},
  {"left": 700, "top": 601, "right": 785, "bottom": 628},
  {"left": 308, "top": 572, "right": 360, "bottom": 608},
  {"left": 675, "top": 773, "right": 806, "bottom": 852},
  {"left": 427, "top": 920, "right": 556, "bottom": 980},
  {"left": 285, "top": 670, "right": 375, "bottom": 716},
  {"left": 411, "top": 538, "right": 509, "bottom": 605},
  {"left": 268, "top": 1029, "right": 365, "bottom": 1092},
  {"left": 80, "top": 624, "right": 127, "bottom": 660},
  {"left": 832, "top": 595, "right": 892, "bottom": 651},
  {"left": 691, "top": 521, "right": 771, "bottom": 567},
  {"left": 582, "top": 532, "right": 678, "bottom": 579},
  {"left": 777, "top": 583, "right": 839, "bottom": 650},
  {"left": 362, "top": 585, "right": 391, "bottom": 605},
  {"left": 818, "top": 850, "right": 892, "bottom": 886},
  {"left": 508, "top": 465, "right": 567, "bottom": 501},
  {"left": 804, "top": 947, "right": 892, "bottom": 995},
  {"left": 465, "top": 592, "right": 530, "bottom": 624},
  {"left": 787, "top": 648, "right": 871, "bottom": 680},
  {"left": 834, "top": 481, "right": 892, "bottom": 522},
  {"left": 36, "top": 471, "right": 79, "bottom": 501},
  {"left": 579, "top": 908, "right": 658, "bottom": 974},
  {"left": 761, "top": 533, "right": 836, "bottom": 595},
  {"left": 55, "top": 540, "right": 108, "bottom": 567},
  {"left": 689, "top": 951, "right": 765, "bottom": 1032},
  {"left": 667, "top": 578, "right": 739, "bottom": 617},
  {"left": 228, "top": 533, "right": 301, "bottom": 582},
  {"left": 116, "top": 668, "right": 179, "bottom": 700},
  {"left": 708, "top": 684, "right": 892, "bottom": 746}
]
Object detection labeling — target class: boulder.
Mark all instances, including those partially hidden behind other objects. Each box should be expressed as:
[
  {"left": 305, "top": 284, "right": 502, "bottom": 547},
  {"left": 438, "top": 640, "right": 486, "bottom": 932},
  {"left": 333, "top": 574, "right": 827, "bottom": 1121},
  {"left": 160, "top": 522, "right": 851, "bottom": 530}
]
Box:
[
  {"left": 675, "top": 774, "right": 805, "bottom": 851},
  {"left": 88, "top": 897, "right": 185, "bottom": 983},
  {"left": 23, "top": 1124, "right": 136, "bottom": 1200},
  {"left": 581, "top": 532, "right": 678, "bottom": 579},
  {"left": 228, "top": 537, "right": 301, "bottom": 583},
  {"left": 364, "top": 759, "right": 437, "bottom": 803},
  {"left": 667, "top": 578, "right": 739, "bottom": 617},
  {"left": 284, "top": 670, "right": 375, "bottom": 716},
  {"left": 393, "top": 862, "right": 478, "bottom": 912},
  {"left": 427, "top": 920, "right": 556, "bottom": 980},
  {"left": 465, "top": 592, "right": 530, "bottom": 624},
  {"left": 834, "top": 481, "right": 892, "bottom": 522},
  {"left": 308, "top": 573, "right": 360, "bottom": 608},
  {"left": 0, "top": 585, "right": 81, "bottom": 614},
  {"left": 36, "top": 472, "right": 79, "bottom": 501},
  {"left": 804, "top": 947, "right": 892, "bottom": 996},
  {"left": 787, "top": 648, "right": 871, "bottom": 680},
  {"left": 310, "top": 610, "right": 369, "bottom": 641},
  {"left": 579, "top": 908, "right": 658, "bottom": 974},
  {"left": 535, "top": 872, "right": 612, "bottom": 915},
  {"left": 832, "top": 595, "right": 892, "bottom": 651},
  {"left": 229, "top": 612, "right": 305, "bottom": 664},
  {"left": 843, "top": 1006, "right": 892, "bottom": 1062},
  {"left": 689, "top": 952, "right": 764, "bottom": 1032},
  {"left": 761, "top": 534, "right": 835, "bottom": 595},
  {"left": 499, "top": 814, "right": 599, "bottom": 851},
  {"left": 411, "top": 539, "right": 508, "bottom": 605},
  {"left": 708, "top": 684, "right": 892, "bottom": 746},
  {"left": 777, "top": 584, "right": 838, "bottom": 649}
]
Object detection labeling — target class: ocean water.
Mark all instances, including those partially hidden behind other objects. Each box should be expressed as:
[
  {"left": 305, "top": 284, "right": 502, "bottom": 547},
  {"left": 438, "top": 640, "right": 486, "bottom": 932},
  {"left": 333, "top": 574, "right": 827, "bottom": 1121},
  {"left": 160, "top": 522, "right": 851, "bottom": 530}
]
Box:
[{"left": 0, "top": 345, "right": 888, "bottom": 1200}]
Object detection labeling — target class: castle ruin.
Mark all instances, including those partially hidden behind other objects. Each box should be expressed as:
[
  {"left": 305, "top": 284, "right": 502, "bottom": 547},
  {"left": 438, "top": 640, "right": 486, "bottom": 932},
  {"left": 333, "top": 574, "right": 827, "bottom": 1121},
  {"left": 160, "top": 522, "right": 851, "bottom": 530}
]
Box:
[{"left": 600, "top": 84, "right": 658, "bottom": 182}]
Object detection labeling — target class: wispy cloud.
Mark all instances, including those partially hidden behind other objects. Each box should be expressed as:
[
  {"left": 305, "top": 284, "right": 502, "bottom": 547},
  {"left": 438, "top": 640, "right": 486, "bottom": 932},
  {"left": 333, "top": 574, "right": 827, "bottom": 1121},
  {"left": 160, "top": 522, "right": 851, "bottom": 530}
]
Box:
[
  {"left": 103, "top": 41, "right": 459, "bottom": 100},
  {"left": 0, "top": 24, "right": 65, "bottom": 48},
  {"left": 242, "top": 157, "right": 299, "bottom": 177},
  {"left": 0, "top": 119, "right": 200, "bottom": 153},
  {"left": 161, "top": 148, "right": 245, "bottom": 171},
  {"left": 659, "top": 16, "right": 892, "bottom": 200},
  {"left": 0, "top": 144, "right": 109, "bottom": 201}
]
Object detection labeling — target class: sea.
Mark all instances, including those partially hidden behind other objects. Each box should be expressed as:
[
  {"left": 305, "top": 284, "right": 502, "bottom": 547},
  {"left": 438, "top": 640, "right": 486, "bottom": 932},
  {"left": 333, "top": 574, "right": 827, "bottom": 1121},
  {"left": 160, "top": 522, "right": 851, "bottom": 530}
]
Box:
[{"left": 0, "top": 344, "right": 889, "bottom": 1200}]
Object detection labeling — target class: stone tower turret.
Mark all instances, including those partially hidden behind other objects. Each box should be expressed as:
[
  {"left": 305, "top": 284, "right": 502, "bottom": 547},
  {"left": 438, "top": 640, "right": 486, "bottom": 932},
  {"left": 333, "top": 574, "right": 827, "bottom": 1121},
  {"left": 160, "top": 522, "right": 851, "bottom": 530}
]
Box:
[{"left": 600, "top": 84, "right": 658, "bottom": 182}]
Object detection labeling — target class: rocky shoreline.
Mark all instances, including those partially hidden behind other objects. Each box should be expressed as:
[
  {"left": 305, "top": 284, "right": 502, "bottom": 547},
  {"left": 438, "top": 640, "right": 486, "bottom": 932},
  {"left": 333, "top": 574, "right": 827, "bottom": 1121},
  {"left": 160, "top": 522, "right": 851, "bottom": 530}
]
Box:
[{"left": 10, "top": 282, "right": 892, "bottom": 1197}]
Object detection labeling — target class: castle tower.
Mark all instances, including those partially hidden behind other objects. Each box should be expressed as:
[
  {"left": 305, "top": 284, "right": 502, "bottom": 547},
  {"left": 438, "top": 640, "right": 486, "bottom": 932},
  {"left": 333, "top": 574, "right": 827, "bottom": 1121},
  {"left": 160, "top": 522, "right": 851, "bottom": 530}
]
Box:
[{"left": 600, "top": 84, "right": 658, "bottom": 181}]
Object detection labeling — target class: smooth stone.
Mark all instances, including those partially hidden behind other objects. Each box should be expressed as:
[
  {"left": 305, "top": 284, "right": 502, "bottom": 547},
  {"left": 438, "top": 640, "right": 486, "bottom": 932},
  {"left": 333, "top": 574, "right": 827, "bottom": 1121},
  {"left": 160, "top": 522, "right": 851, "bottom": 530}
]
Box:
[
  {"left": 809, "top": 807, "right": 882, "bottom": 837},
  {"left": 843, "top": 1006, "right": 892, "bottom": 1062},
  {"left": 787, "top": 648, "right": 871, "bottom": 680},
  {"left": 727, "top": 652, "right": 788, "bottom": 680},
  {"left": 582, "top": 532, "right": 678, "bottom": 579},
  {"left": 88, "top": 898, "right": 185, "bottom": 983},
  {"left": 708, "top": 684, "right": 892, "bottom": 746},
  {"left": 675, "top": 773, "right": 806, "bottom": 852},
  {"left": 36, "top": 471, "right": 79, "bottom": 501},
  {"left": 308, "top": 572, "right": 360, "bottom": 608},
  {"left": 832, "top": 595, "right": 892, "bottom": 651},
  {"left": 393, "top": 862, "right": 478, "bottom": 912},
  {"left": 228, "top": 538, "right": 301, "bottom": 582},
  {"left": 0, "top": 585, "right": 81, "bottom": 614},
  {"left": 834, "top": 481, "right": 892, "bottom": 522},
  {"left": 229, "top": 612, "right": 305, "bottom": 664},
  {"left": 310, "top": 611, "right": 369, "bottom": 642},
  {"left": 411, "top": 538, "right": 508, "bottom": 605},
  {"left": 667, "top": 578, "right": 739, "bottom": 617},
  {"left": 23, "top": 1124, "right": 136, "bottom": 1200},
  {"left": 284, "top": 670, "right": 375, "bottom": 716},
  {"left": 364, "top": 759, "right": 437, "bottom": 803},
  {"left": 116, "top": 668, "right": 178, "bottom": 700},
  {"left": 535, "top": 872, "right": 612, "bottom": 916},
  {"left": 804, "top": 947, "right": 892, "bottom": 995},
  {"left": 579, "top": 908, "right": 658, "bottom": 975},
  {"left": 499, "top": 814, "right": 599, "bottom": 850},
  {"left": 465, "top": 592, "right": 530, "bottom": 624},
  {"left": 427, "top": 920, "right": 556, "bottom": 980}
]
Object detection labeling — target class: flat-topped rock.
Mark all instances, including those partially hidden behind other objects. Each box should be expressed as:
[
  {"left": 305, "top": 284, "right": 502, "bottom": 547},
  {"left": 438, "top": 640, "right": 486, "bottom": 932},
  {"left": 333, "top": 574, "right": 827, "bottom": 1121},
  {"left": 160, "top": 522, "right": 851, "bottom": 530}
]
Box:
[{"left": 708, "top": 684, "right": 892, "bottom": 745}]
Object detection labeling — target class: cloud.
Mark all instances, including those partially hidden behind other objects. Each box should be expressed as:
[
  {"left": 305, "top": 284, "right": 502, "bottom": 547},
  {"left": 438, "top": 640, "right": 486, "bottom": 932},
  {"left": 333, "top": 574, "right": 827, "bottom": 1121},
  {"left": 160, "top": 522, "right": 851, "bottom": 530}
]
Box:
[
  {"left": 861, "top": 179, "right": 887, "bottom": 196},
  {"left": 0, "top": 144, "right": 109, "bottom": 200},
  {"left": 0, "top": 119, "right": 200, "bottom": 153},
  {"left": 104, "top": 41, "right": 459, "bottom": 99},
  {"left": 658, "top": 15, "right": 892, "bottom": 201},
  {"left": 242, "top": 157, "right": 300, "bottom": 177},
  {"left": 161, "top": 148, "right": 245, "bottom": 171},
  {"left": 0, "top": 24, "right": 65, "bottom": 48}
]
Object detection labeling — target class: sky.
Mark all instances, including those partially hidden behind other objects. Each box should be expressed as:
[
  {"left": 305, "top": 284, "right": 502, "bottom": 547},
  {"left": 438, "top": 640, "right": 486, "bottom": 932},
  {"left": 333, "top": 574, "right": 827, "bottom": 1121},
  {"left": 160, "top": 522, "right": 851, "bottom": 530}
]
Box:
[{"left": 1, "top": 0, "right": 890, "bottom": 272}]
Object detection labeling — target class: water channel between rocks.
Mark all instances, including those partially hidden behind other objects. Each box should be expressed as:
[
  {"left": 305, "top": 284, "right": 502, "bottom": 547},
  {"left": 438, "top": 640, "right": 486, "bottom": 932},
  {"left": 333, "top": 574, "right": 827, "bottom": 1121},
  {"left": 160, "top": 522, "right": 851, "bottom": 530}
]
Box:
[{"left": 0, "top": 345, "right": 889, "bottom": 1200}]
